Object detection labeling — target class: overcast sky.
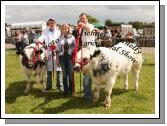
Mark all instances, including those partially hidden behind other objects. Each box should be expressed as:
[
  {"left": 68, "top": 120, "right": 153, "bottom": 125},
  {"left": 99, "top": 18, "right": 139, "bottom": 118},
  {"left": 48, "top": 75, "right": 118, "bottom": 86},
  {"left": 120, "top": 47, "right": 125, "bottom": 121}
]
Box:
[{"left": 5, "top": 5, "right": 155, "bottom": 25}]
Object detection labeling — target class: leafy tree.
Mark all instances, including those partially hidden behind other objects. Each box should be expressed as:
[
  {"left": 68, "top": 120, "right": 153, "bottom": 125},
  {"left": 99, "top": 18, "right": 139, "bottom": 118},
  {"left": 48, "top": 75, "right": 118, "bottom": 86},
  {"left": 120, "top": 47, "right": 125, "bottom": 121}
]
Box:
[
  {"left": 105, "top": 19, "right": 112, "bottom": 26},
  {"left": 87, "top": 15, "right": 99, "bottom": 24},
  {"left": 128, "top": 21, "right": 144, "bottom": 30}
]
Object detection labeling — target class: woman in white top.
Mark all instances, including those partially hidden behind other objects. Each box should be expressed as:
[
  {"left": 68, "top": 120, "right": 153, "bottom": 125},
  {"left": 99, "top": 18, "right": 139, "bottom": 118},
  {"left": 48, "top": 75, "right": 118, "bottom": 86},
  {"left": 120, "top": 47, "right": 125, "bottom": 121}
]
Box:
[{"left": 57, "top": 24, "right": 75, "bottom": 96}]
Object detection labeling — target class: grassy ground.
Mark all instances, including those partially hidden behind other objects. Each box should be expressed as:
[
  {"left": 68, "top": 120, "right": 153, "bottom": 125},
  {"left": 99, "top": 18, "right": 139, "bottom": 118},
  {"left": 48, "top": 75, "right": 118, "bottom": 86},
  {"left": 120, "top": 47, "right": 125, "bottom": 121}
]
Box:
[{"left": 5, "top": 49, "right": 155, "bottom": 114}]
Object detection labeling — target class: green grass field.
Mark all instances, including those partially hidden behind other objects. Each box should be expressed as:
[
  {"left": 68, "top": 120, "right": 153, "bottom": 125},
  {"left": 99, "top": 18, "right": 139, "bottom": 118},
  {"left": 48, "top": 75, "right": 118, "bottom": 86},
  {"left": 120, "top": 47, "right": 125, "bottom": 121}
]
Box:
[{"left": 5, "top": 49, "right": 155, "bottom": 114}]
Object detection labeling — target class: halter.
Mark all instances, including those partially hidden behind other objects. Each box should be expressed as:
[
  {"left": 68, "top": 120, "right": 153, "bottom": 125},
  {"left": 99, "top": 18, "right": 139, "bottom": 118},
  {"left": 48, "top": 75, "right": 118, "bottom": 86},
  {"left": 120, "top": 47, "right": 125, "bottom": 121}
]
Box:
[
  {"left": 75, "top": 58, "right": 90, "bottom": 69},
  {"left": 72, "top": 27, "right": 82, "bottom": 64},
  {"left": 31, "top": 41, "right": 45, "bottom": 64},
  {"left": 22, "top": 41, "right": 46, "bottom": 70}
]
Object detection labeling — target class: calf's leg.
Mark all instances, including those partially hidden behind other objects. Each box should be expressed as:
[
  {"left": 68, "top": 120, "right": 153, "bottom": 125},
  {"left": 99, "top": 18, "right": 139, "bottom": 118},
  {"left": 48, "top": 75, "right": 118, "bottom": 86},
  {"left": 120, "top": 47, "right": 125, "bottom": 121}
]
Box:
[
  {"left": 132, "top": 63, "right": 141, "bottom": 91},
  {"left": 92, "top": 85, "right": 100, "bottom": 103},
  {"left": 124, "top": 74, "right": 128, "bottom": 90},
  {"left": 104, "top": 77, "right": 116, "bottom": 109},
  {"left": 132, "top": 70, "right": 140, "bottom": 91},
  {"left": 24, "top": 71, "right": 31, "bottom": 94},
  {"left": 38, "top": 66, "right": 46, "bottom": 92}
]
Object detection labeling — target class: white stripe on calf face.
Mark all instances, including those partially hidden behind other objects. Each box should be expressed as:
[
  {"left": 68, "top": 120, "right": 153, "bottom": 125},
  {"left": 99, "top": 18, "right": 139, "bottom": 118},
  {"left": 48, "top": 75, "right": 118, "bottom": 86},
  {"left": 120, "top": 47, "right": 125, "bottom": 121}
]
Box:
[{"left": 24, "top": 48, "right": 34, "bottom": 60}]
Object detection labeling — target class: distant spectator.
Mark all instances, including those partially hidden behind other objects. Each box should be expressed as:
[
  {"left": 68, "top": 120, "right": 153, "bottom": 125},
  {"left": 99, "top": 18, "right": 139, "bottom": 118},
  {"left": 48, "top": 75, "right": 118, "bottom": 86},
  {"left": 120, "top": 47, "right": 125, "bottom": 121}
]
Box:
[
  {"left": 126, "top": 32, "right": 137, "bottom": 44},
  {"left": 114, "top": 29, "right": 118, "bottom": 36},
  {"left": 34, "top": 30, "right": 42, "bottom": 42},
  {"left": 28, "top": 29, "right": 36, "bottom": 44},
  {"left": 36, "top": 30, "right": 42, "bottom": 37},
  {"left": 126, "top": 32, "right": 133, "bottom": 39},
  {"left": 21, "top": 30, "right": 29, "bottom": 47},
  {"left": 5, "top": 28, "right": 7, "bottom": 40},
  {"left": 116, "top": 30, "right": 122, "bottom": 39},
  {"left": 98, "top": 26, "right": 112, "bottom": 47},
  {"left": 100, "top": 26, "right": 111, "bottom": 39},
  {"left": 15, "top": 31, "right": 22, "bottom": 51},
  {"left": 111, "top": 29, "right": 118, "bottom": 46}
]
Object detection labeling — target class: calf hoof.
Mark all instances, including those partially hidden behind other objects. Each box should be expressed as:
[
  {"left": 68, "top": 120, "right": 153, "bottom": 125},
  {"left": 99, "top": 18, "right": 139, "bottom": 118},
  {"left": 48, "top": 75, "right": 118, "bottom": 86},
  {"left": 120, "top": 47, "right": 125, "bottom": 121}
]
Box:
[
  {"left": 105, "top": 106, "right": 110, "bottom": 110},
  {"left": 104, "top": 103, "right": 111, "bottom": 110},
  {"left": 104, "top": 100, "right": 111, "bottom": 110}
]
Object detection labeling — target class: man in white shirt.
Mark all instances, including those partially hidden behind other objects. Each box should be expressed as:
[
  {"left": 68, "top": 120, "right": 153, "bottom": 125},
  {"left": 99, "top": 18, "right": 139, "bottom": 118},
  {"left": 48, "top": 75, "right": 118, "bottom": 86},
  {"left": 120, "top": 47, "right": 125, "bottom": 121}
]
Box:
[
  {"left": 37, "top": 18, "right": 63, "bottom": 92},
  {"left": 100, "top": 26, "right": 111, "bottom": 39},
  {"left": 99, "top": 26, "right": 112, "bottom": 47},
  {"left": 28, "top": 29, "right": 36, "bottom": 44},
  {"left": 78, "top": 13, "right": 96, "bottom": 99}
]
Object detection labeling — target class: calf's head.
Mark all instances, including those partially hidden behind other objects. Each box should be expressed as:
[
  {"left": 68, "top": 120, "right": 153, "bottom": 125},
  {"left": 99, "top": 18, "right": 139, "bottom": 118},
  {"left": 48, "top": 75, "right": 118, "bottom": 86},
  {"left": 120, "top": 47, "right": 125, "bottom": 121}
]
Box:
[
  {"left": 16, "top": 43, "right": 47, "bottom": 66},
  {"left": 73, "top": 46, "right": 101, "bottom": 75}
]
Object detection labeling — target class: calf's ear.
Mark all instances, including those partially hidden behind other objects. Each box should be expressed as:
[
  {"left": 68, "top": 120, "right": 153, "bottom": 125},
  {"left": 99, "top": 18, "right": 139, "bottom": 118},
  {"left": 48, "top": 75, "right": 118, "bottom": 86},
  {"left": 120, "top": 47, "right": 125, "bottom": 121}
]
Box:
[
  {"left": 40, "top": 49, "right": 43, "bottom": 54},
  {"left": 90, "top": 49, "right": 101, "bottom": 59},
  {"left": 35, "top": 49, "right": 43, "bottom": 55}
]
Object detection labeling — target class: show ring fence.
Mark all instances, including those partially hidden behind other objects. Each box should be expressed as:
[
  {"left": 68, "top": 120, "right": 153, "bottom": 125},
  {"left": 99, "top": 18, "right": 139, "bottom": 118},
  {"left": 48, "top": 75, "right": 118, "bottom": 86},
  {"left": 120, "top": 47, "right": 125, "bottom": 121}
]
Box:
[
  {"left": 114, "top": 37, "right": 155, "bottom": 65},
  {"left": 137, "top": 38, "right": 155, "bottom": 65}
]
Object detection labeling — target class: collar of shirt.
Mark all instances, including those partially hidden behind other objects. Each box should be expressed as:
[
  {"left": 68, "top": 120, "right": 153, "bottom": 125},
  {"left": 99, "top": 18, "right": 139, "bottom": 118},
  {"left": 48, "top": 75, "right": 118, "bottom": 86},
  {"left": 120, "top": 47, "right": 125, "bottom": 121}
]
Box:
[
  {"left": 63, "top": 34, "right": 72, "bottom": 39},
  {"left": 49, "top": 28, "right": 55, "bottom": 32}
]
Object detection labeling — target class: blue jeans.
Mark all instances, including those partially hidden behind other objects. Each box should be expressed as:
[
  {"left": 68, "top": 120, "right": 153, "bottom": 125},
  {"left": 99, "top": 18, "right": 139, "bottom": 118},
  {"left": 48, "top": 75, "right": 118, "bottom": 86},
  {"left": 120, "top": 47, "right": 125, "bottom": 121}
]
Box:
[
  {"left": 83, "top": 75, "right": 92, "bottom": 98},
  {"left": 16, "top": 42, "right": 24, "bottom": 51},
  {"left": 59, "top": 54, "right": 74, "bottom": 95},
  {"left": 46, "top": 71, "right": 63, "bottom": 90}
]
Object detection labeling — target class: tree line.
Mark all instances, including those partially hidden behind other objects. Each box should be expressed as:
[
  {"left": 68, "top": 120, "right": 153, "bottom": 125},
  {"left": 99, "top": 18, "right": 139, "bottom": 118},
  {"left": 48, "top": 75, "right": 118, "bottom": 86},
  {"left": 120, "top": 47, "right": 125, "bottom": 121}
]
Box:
[{"left": 87, "top": 15, "right": 154, "bottom": 30}]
